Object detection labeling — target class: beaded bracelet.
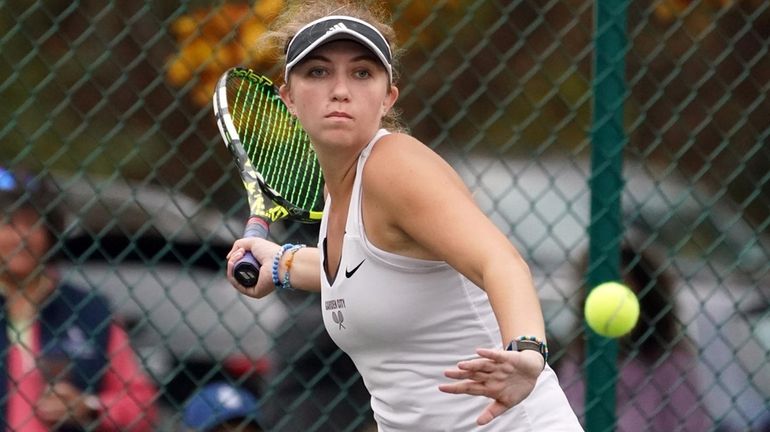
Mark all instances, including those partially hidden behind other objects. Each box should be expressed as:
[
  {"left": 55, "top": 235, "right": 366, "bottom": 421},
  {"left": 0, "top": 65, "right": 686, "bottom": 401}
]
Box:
[
  {"left": 506, "top": 335, "right": 549, "bottom": 368},
  {"left": 281, "top": 244, "right": 306, "bottom": 291},
  {"left": 271, "top": 243, "right": 295, "bottom": 289}
]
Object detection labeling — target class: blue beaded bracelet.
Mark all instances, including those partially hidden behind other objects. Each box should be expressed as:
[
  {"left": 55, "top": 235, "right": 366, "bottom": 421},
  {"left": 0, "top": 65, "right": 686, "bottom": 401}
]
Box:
[{"left": 271, "top": 243, "right": 295, "bottom": 289}]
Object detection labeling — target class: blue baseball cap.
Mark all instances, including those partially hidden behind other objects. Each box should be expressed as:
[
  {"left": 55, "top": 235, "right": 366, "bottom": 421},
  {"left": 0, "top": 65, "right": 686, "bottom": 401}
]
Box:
[
  {"left": 0, "top": 166, "right": 64, "bottom": 240},
  {"left": 182, "top": 383, "right": 260, "bottom": 431}
]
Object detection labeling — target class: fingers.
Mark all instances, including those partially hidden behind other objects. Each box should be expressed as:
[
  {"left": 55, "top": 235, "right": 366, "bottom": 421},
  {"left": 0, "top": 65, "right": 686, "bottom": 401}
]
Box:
[
  {"left": 440, "top": 348, "right": 541, "bottom": 424},
  {"left": 226, "top": 247, "right": 244, "bottom": 265},
  {"left": 475, "top": 347, "right": 543, "bottom": 375},
  {"left": 227, "top": 238, "right": 260, "bottom": 262},
  {"left": 459, "top": 356, "right": 498, "bottom": 373},
  {"left": 477, "top": 400, "right": 508, "bottom": 426},
  {"left": 440, "top": 356, "right": 500, "bottom": 395},
  {"left": 475, "top": 347, "right": 506, "bottom": 361},
  {"left": 444, "top": 350, "right": 510, "bottom": 377},
  {"left": 438, "top": 380, "right": 489, "bottom": 396},
  {"left": 443, "top": 357, "right": 499, "bottom": 383},
  {"left": 443, "top": 370, "right": 491, "bottom": 385},
  {"left": 225, "top": 244, "right": 243, "bottom": 259}
]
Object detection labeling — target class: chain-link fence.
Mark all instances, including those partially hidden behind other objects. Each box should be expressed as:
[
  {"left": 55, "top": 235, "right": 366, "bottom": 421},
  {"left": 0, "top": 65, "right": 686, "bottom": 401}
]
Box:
[{"left": 1, "top": 0, "right": 768, "bottom": 430}]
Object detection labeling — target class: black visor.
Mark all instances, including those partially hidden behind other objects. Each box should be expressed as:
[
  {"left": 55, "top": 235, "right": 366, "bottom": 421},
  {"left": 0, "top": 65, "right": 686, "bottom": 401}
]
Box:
[{"left": 285, "top": 15, "right": 392, "bottom": 84}]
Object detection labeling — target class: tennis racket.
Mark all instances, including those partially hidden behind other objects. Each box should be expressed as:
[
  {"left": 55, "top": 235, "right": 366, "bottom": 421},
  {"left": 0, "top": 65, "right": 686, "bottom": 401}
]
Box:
[{"left": 213, "top": 67, "right": 324, "bottom": 287}]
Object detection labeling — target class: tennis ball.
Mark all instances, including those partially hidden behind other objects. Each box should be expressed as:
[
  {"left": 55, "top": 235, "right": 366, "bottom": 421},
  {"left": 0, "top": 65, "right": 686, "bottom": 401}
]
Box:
[{"left": 584, "top": 282, "right": 640, "bottom": 338}]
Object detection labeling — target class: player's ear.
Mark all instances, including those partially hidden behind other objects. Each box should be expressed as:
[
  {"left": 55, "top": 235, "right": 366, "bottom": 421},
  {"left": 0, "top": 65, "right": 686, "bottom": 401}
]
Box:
[
  {"left": 279, "top": 84, "right": 295, "bottom": 115},
  {"left": 382, "top": 85, "right": 399, "bottom": 116}
]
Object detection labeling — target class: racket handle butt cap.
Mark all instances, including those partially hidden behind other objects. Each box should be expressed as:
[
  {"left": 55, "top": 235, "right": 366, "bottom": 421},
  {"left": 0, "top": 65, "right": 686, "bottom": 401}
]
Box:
[{"left": 233, "top": 252, "right": 260, "bottom": 287}]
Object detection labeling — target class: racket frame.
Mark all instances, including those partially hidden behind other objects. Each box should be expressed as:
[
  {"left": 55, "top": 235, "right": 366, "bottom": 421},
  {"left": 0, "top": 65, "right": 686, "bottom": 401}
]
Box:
[{"left": 213, "top": 68, "right": 323, "bottom": 287}]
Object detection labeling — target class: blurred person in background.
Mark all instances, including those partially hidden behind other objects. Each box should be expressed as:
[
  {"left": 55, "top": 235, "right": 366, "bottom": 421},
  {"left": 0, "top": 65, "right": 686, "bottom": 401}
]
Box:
[
  {"left": 181, "top": 381, "right": 263, "bottom": 432},
  {"left": 0, "top": 167, "right": 157, "bottom": 431},
  {"left": 555, "top": 242, "right": 712, "bottom": 431}
]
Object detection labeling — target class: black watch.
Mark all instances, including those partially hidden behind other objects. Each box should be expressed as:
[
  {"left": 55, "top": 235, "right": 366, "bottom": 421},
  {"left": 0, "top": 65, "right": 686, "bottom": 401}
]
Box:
[{"left": 506, "top": 337, "right": 548, "bottom": 368}]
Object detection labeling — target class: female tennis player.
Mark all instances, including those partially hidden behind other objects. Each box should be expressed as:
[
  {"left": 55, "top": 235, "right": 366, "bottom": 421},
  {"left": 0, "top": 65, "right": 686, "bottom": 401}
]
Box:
[{"left": 226, "top": 1, "right": 582, "bottom": 430}]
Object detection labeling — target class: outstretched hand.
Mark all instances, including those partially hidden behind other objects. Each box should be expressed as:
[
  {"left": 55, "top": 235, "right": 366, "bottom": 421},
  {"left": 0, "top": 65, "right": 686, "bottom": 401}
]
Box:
[{"left": 439, "top": 348, "right": 543, "bottom": 425}]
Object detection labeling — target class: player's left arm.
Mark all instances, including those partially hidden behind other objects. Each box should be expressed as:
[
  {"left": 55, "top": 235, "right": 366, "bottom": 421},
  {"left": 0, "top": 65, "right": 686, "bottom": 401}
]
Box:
[{"left": 364, "top": 134, "right": 545, "bottom": 424}]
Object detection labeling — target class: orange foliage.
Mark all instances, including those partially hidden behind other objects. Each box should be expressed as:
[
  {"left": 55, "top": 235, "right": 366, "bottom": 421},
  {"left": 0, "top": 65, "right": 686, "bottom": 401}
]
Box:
[
  {"left": 165, "top": 0, "right": 460, "bottom": 107},
  {"left": 653, "top": 0, "right": 748, "bottom": 24},
  {"left": 168, "top": 0, "right": 754, "bottom": 106},
  {"left": 166, "top": 1, "right": 283, "bottom": 106}
]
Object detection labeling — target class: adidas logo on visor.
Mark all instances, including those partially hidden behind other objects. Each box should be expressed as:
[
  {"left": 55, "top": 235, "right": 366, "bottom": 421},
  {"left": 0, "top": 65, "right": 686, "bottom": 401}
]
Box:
[{"left": 328, "top": 23, "right": 348, "bottom": 33}]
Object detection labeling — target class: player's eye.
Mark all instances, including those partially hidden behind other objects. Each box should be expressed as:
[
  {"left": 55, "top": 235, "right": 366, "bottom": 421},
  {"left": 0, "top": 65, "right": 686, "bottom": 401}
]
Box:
[
  {"left": 353, "top": 69, "right": 371, "bottom": 79},
  {"left": 308, "top": 67, "right": 328, "bottom": 78}
]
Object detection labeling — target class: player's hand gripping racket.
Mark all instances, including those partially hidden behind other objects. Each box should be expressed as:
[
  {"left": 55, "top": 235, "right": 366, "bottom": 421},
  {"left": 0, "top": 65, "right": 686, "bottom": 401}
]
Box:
[{"left": 213, "top": 67, "right": 324, "bottom": 287}]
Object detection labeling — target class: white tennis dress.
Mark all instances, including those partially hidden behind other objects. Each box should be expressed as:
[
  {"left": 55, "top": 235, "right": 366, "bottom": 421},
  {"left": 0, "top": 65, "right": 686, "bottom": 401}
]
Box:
[{"left": 319, "top": 129, "right": 583, "bottom": 431}]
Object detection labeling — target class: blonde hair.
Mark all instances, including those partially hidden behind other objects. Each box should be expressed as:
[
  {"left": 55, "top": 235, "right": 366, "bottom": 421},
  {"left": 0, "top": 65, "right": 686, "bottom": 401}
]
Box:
[{"left": 262, "top": 0, "right": 406, "bottom": 131}]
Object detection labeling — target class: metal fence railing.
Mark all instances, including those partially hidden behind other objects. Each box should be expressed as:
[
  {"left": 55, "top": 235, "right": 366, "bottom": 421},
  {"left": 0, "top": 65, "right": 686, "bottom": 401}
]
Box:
[{"left": 1, "top": 1, "right": 767, "bottom": 430}]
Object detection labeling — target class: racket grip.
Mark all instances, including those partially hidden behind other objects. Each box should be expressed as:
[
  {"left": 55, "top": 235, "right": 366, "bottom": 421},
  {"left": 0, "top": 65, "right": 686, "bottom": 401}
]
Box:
[{"left": 232, "top": 217, "right": 269, "bottom": 288}]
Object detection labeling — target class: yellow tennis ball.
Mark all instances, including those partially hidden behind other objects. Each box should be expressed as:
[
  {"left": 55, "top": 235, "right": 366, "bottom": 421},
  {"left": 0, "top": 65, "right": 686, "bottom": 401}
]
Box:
[{"left": 584, "top": 282, "right": 640, "bottom": 338}]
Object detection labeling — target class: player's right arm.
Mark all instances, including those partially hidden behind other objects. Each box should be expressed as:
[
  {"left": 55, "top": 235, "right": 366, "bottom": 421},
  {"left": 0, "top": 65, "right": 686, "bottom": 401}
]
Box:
[{"left": 227, "top": 238, "right": 321, "bottom": 298}]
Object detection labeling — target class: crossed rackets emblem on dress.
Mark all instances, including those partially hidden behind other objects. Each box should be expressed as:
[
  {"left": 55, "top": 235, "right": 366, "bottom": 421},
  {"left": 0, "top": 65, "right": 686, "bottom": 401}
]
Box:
[{"left": 332, "top": 310, "right": 345, "bottom": 330}]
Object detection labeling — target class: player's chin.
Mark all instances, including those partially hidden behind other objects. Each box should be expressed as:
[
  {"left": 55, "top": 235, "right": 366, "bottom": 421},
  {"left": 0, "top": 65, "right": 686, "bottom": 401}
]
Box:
[{"left": 317, "top": 122, "right": 357, "bottom": 138}]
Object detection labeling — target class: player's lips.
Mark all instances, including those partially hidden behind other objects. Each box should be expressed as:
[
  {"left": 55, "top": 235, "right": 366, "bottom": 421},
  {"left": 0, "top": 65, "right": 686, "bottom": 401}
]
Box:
[{"left": 326, "top": 111, "right": 352, "bottom": 119}]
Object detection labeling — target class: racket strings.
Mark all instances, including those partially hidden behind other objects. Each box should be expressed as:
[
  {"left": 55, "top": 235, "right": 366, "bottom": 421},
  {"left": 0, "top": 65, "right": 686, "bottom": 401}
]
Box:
[{"left": 227, "top": 77, "right": 323, "bottom": 214}]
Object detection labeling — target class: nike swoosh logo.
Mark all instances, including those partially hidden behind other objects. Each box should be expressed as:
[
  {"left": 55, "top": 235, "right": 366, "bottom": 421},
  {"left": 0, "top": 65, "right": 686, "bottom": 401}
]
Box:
[{"left": 345, "top": 259, "right": 365, "bottom": 278}]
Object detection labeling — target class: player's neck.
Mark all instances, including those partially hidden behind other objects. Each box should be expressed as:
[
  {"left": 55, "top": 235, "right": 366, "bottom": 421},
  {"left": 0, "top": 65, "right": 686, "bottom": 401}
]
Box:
[{"left": 319, "top": 154, "right": 358, "bottom": 201}]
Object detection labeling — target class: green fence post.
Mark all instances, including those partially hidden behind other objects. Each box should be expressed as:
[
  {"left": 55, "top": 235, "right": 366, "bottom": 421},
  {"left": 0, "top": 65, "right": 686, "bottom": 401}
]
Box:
[{"left": 586, "top": 0, "right": 629, "bottom": 431}]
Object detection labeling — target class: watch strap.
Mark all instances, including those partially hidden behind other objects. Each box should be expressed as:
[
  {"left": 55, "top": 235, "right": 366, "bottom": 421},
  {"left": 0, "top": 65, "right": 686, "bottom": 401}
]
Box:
[{"left": 506, "top": 336, "right": 548, "bottom": 369}]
